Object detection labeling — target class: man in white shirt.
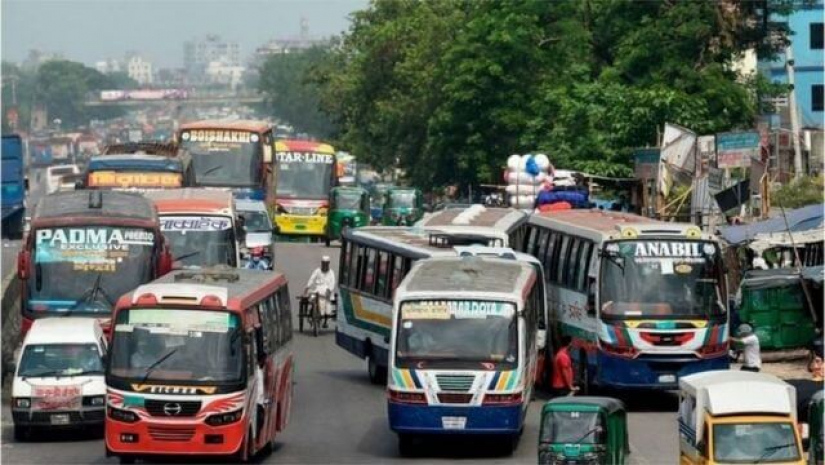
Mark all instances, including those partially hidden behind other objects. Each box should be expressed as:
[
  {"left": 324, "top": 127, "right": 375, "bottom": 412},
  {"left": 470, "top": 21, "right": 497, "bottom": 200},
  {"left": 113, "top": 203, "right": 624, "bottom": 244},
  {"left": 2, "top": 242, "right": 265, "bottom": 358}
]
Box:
[
  {"left": 732, "top": 324, "right": 761, "bottom": 372},
  {"left": 305, "top": 256, "right": 336, "bottom": 328}
]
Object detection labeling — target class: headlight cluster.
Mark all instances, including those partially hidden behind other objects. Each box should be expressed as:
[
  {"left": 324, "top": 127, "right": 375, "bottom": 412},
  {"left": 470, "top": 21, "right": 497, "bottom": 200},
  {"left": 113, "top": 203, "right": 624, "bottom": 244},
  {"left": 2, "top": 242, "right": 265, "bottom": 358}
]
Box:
[
  {"left": 205, "top": 409, "right": 243, "bottom": 426},
  {"left": 14, "top": 398, "right": 30, "bottom": 408},
  {"left": 83, "top": 395, "right": 105, "bottom": 407},
  {"left": 108, "top": 406, "right": 138, "bottom": 423}
]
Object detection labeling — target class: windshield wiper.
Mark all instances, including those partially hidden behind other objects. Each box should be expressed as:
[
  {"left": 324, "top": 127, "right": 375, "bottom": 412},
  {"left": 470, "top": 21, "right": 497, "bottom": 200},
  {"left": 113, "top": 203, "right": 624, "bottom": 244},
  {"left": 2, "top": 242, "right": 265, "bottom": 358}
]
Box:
[
  {"left": 572, "top": 427, "right": 602, "bottom": 444},
  {"left": 757, "top": 442, "right": 797, "bottom": 462},
  {"left": 201, "top": 165, "right": 223, "bottom": 176},
  {"left": 174, "top": 251, "right": 201, "bottom": 262},
  {"left": 138, "top": 347, "right": 180, "bottom": 385},
  {"left": 66, "top": 273, "right": 113, "bottom": 314},
  {"left": 23, "top": 369, "right": 66, "bottom": 379}
]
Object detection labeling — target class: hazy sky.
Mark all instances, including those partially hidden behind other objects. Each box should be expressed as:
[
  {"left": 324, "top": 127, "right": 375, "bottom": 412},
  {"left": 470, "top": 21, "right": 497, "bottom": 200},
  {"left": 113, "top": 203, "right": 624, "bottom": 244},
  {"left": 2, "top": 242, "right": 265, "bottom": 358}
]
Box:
[{"left": 2, "top": 0, "right": 367, "bottom": 67}]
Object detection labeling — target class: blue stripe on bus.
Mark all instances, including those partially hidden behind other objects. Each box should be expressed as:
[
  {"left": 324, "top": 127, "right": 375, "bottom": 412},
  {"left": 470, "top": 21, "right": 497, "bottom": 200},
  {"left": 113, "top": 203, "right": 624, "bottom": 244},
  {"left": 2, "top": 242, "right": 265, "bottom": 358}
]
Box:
[
  {"left": 488, "top": 372, "right": 501, "bottom": 390},
  {"left": 410, "top": 369, "right": 423, "bottom": 389}
]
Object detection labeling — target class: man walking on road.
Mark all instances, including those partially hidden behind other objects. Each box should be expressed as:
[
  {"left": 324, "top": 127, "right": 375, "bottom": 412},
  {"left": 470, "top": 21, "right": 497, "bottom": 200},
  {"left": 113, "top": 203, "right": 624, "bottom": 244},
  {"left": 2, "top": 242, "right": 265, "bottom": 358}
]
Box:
[
  {"left": 732, "top": 324, "right": 761, "bottom": 372},
  {"left": 551, "top": 335, "right": 579, "bottom": 397},
  {"left": 305, "top": 256, "right": 336, "bottom": 328}
]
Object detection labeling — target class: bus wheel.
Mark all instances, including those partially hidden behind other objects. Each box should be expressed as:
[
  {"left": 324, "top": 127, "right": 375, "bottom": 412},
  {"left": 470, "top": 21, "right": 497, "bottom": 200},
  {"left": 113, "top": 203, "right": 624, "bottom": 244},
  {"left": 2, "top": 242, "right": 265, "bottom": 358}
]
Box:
[
  {"left": 367, "top": 356, "right": 387, "bottom": 385},
  {"left": 13, "top": 425, "right": 29, "bottom": 442},
  {"left": 398, "top": 434, "right": 416, "bottom": 457},
  {"left": 118, "top": 455, "right": 136, "bottom": 464}
]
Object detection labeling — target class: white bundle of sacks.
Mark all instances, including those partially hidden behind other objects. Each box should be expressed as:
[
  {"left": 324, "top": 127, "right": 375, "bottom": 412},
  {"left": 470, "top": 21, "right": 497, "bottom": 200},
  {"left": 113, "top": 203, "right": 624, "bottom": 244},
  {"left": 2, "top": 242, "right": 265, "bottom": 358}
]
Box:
[{"left": 504, "top": 153, "right": 552, "bottom": 210}]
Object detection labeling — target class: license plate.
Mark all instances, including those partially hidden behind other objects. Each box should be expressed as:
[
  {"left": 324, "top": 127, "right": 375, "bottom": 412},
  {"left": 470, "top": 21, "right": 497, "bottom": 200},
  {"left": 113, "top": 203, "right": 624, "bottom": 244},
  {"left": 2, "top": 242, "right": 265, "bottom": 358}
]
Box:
[
  {"left": 50, "top": 414, "right": 70, "bottom": 425},
  {"left": 659, "top": 374, "right": 676, "bottom": 383},
  {"left": 442, "top": 416, "right": 467, "bottom": 430}
]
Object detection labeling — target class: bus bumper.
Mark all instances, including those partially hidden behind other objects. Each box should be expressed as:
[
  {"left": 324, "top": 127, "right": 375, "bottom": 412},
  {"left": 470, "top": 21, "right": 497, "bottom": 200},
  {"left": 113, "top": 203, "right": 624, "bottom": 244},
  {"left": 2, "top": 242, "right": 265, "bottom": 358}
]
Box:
[
  {"left": 105, "top": 417, "right": 245, "bottom": 456},
  {"left": 595, "top": 352, "right": 729, "bottom": 389},
  {"left": 387, "top": 402, "right": 524, "bottom": 435},
  {"left": 275, "top": 215, "right": 327, "bottom": 236}
]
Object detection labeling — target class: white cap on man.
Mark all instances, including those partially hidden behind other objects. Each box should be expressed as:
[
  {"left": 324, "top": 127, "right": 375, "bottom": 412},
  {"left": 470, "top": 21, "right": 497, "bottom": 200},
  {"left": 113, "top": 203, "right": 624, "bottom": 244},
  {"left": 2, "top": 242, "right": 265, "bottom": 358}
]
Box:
[{"left": 322, "top": 256, "right": 330, "bottom": 262}]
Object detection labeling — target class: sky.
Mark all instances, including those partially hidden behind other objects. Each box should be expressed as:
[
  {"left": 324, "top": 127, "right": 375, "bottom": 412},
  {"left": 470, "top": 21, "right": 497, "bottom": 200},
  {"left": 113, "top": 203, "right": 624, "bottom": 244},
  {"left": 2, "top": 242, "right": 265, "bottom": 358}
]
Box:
[{"left": 1, "top": 0, "right": 367, "bottom": 68}]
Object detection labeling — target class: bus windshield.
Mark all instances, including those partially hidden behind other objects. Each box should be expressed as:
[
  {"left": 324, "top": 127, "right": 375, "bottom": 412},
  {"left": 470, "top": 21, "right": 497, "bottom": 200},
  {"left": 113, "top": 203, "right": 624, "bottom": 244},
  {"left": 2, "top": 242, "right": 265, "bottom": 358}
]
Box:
[
  {"left": 600, "top": 240, "right": 725, "bottom": 319},
  {"left": 29, "top": 227, "right": 155, "bottom": 315},
  {"left": 395, "top": 300, "right": 518, "bottom": 370},
  {"left": 183, "top": 139, "right": 259, "bottom": 188},
  {"left": 109, "top": 308, "right": 244, "bottom": 384},
  {"left": 160, "top": 216, "right": 237, "bottom": 268},
  {"left": 713, "top": 422, "right": 800, "bottom": 463},
  {"left": 275, "top": 153, "right": 334, "bottom": 199}
]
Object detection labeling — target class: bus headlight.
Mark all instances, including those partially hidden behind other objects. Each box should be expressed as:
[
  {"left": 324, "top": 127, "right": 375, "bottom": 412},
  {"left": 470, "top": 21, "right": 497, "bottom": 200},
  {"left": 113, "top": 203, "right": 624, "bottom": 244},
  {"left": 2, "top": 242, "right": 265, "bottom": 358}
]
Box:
[
  {"left": 108, "top": 406, "right": 138, "bottom": 423},
  {"left": 83, "top": 396, "right": 106, "bottom": 406},
  {"left": 205, "top": 409, "right": 243, "bottom": 426},
  {"left": 14, "top": 398, "right": 31, "bottom": 408}
]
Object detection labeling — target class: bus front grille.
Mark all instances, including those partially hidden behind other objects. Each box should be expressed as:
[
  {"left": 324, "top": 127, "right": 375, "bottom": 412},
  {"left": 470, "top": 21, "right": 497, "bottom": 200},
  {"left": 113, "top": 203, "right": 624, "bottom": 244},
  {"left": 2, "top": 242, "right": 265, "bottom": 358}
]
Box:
[
  {"left": 435, "top": 375, "right": 475, "bottom": 392},
  {"left": 437, "top": 393, "right": 473, "bottom": 404},
  {"left": 148, "top": 425, "right": 196, "bottom": 442}
]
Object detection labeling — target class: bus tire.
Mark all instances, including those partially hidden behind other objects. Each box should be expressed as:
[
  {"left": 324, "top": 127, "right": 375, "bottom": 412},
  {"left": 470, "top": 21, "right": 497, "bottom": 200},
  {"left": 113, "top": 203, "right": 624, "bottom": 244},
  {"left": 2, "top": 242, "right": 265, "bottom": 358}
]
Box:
[
  {"left": 398, "top": 434, "right": 416, "bottom": 457},
  {"left": 367, "top": 355, "right": 387, "bottom": 385},
  {"left": 118, "top": 455, "right": 136, "bottom": 464},
  {"left": 13, "top": 425, "right": 29, "bottom": 442}
]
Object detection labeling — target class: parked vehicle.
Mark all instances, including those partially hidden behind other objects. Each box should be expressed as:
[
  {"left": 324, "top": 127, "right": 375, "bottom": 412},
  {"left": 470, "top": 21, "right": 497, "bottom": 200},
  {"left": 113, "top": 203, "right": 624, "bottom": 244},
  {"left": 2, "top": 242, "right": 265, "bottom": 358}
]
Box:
[
  {"left": 11, "top": 318, "right": 107, "bottom": 440},
  {"left": 2, "top": 134, "right": 28, "bottom": 239},
  {"left": 738, "top": 269, "right": 817, "bottom": 350},
  {"left": 235, "top": 198, "right": 275, "bottom": 269},
  {"left": 105, "top": 269, "right": 294, "bottom": 463},
  {"left": 325, "top": 187, "right": 370, "bottom": 246},
  {"left": 678, "top": 371, "right": 803, "bottom": 464},
  {"left": 539, "top": 397, "right": 629, "bottom": 465},
  {"left": 46, "top": 164, "right": 80, "bottom": 194},
  {"left": 382, "top": 188, "right": 423, "bottom": 226}
]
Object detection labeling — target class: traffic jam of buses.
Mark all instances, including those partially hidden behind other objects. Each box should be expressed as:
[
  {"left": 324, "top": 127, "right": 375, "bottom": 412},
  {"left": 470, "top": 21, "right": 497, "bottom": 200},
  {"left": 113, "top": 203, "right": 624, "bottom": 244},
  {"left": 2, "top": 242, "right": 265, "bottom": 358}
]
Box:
[{"left": 1, "top": 124, "right": 823, "bottom": 465}]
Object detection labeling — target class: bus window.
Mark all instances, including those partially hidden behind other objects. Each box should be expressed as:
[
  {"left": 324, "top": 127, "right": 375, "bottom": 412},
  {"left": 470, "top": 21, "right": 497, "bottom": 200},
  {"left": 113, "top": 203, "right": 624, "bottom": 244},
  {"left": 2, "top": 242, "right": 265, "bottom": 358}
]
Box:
[
  {"left": 536, "top": 229, "right": 550, "bottom": 268},
  {"left": 565, "top": 238, "right": 582, "bottom": 288},
  {"left": 555, "top": 235, "right": 570, "bottom": 284},
  {"left": 377, "top": 251, "right": 389, "bottom": 298},
  {"left": 278, "top": 287, "right": 293, "bottom": 344},
  {"left": 354, "top": 245, "right": 366, "bottom": 288},
  {"left": 363, "top": 248, "right": 376, "bottom": 294},
  {"left": 340, "top": 240, "right": 350, "bottom": 284},
  {"left": 391, "top": 254, "right": 404, "bottom": 292},
  {"left": 576, "top": 242, "right": 593, "bottom": 291},
  {"left": 546, "top": 232, "right": 560, "bottom": 282}
]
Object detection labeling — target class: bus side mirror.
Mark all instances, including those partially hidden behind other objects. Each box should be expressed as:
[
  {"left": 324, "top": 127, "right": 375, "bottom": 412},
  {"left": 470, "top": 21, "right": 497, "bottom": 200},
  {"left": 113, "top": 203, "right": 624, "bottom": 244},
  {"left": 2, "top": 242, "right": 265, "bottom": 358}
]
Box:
[
  {"left": 157, "top": 244, "right": 173, "bottom": 276},
  {"left": 17, "top": 251, "right": 31, "bottom": 280}
]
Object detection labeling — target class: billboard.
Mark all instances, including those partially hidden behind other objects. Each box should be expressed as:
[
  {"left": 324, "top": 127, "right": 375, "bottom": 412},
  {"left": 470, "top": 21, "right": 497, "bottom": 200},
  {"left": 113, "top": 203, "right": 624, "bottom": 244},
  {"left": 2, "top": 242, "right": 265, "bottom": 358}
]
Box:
[
  {"left": 716, "top": 131, "right": 759, "bottom": 169},
  {"left": 99, "top": 89, "right": 189, "bottom": 101}
]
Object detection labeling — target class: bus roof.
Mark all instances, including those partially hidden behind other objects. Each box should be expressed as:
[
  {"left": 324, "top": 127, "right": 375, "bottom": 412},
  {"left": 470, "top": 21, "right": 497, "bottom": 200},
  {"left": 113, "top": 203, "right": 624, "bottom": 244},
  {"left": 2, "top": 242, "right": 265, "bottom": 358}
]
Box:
[
  {"left": 179, "top": 119, "right": 271, "bottom": 133},
  {"left": 102, "top": 141, "right": 179, "bottom": 157},
  {"left": 275, "top": 139, "right": 335, "bottom": 154},
  {"left": 398, "top": 256, "right": 535, "bottom": 298},
  {"left": 418, "top": 205, "right": 526, "bottom": 231},
  {"left": 530, "top": 209, "right": 712, "bottom": 241},
  {"left": 88, "top": 154, "right": 183, "bottom": 172},
  {"left": 144, "top": 188, "right": 234, "bottom": 215},
  {"left": 123, "top": 268, "right": 287, "bottom": 312},
  {"left": 32, "top": 190, "right": 157, "bottom": 223},
  {"left": 344, "top": 227, "right": 460, "bottom": 259}
]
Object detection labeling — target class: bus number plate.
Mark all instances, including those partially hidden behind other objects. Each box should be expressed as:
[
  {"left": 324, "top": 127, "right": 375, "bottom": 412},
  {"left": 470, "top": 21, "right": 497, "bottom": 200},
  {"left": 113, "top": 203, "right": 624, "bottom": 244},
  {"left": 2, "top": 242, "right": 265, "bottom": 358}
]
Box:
[
  {"left": 659, "top": 374, "right": 676, "bottom": 384},
  {"left": 442, "top": 416, "right": 466, "bottom": 430},
  {"left": 51, "top": 414, "right": 70, "bottom": 425}
]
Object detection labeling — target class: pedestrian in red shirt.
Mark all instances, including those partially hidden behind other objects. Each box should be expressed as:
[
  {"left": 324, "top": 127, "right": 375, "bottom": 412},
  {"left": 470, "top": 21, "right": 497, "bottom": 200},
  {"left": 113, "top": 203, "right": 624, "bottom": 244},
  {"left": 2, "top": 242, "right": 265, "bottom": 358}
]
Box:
[{"left": 551, "top": 335, "right": 579, "bottom": 397}]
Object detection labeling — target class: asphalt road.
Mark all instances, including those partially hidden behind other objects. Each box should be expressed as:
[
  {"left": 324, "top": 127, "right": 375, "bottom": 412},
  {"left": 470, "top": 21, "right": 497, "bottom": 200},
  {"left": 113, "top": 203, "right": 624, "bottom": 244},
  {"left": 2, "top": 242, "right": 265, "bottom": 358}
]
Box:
[
  {"left": 2, "top": 167, "right": 46, "bottom": 280},
  {"left": 1, "top": 242, "right": 679, "bottom": 463}
]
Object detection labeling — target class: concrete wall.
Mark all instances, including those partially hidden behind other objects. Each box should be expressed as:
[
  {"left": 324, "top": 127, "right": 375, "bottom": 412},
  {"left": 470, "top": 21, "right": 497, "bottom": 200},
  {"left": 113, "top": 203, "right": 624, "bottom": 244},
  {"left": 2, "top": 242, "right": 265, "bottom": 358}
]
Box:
[{"left": 1, "top": 273, "right": 22, "bottom": 382}]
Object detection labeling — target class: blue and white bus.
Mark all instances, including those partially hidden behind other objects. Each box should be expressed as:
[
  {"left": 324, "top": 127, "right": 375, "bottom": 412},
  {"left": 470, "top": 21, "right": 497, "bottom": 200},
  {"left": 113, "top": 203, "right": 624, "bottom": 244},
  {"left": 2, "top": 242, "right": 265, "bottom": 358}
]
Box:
[{"left": 387, "top": 255, "right": 543, "bottom": 454}]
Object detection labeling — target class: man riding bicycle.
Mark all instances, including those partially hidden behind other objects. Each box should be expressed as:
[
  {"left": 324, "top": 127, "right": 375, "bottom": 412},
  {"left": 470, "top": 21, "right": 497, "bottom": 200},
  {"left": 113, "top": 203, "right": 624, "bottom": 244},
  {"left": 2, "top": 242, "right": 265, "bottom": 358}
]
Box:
[{"left": 304, "top": 256, "right": 336, "bottom": 328}]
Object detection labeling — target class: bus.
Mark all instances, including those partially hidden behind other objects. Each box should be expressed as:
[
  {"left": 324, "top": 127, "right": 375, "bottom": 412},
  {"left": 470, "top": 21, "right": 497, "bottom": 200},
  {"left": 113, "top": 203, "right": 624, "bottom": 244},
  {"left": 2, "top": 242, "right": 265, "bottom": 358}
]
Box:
[
  {"left": 17, "top": 190, "right": 172, "bottom": 335},
  {"left": 177, "top": 120, "right": 274, "bottom": 201},
  {"left": 415, "top": 205, "right": 528, "bottom": 249},
  {"left": 105, "top": 269, "right": 294, "bottom": 463},
  {"left": 521, "top": 209, "right": 729, "bottom": 391},
  {"left": 273, "top": 139, "right": 337, "bottom": 237},
  {"left": 338, "top": 223, "right": 550, "bottom": 385},
  {"left": 144, "top": 189, "right": 240, "bottom": 269},
  {"left": 388, "top": 255, "right": 542, "bottom": 454},
  {"left": 82, "top": 142, "right": 191, "bottom": 192}
]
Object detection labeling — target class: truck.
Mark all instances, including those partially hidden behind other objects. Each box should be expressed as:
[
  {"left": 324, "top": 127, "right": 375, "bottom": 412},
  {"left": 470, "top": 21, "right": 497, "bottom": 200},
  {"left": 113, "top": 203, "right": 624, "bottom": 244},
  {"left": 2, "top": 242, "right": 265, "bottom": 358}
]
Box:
[
  {"left": 2, "top": 134, "right": 28, "bottom": 239},
  {"left": 678, "top": 371, "right": 804, "bottom": 464}
]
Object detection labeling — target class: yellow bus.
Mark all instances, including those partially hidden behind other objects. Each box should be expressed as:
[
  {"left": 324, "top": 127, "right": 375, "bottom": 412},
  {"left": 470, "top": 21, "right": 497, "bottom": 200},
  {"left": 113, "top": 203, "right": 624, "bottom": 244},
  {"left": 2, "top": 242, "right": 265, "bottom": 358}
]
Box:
[{"left": 273, "top": 139, "right": 337, "bottom": 237}]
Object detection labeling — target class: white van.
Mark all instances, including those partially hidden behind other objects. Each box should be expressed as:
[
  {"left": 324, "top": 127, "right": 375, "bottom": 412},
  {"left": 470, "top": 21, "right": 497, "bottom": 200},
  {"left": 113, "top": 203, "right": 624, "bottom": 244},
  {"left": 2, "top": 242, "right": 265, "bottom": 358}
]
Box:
[
  {"left": 11, "top": 318, "right": 107, "bottom": 440},
  {"left": 46, "top": 164, "right": 80, "bottom": 194}
]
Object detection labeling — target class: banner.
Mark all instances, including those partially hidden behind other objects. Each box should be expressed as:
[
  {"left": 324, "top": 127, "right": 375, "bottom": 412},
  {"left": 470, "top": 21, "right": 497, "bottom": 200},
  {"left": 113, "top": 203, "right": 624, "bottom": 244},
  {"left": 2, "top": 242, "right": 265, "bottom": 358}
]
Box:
[
  {"left": 88, "top": 171, "right": 182, "bottom": 189},
  {"left": 160, "top": 216, "right": 232, "bottom": 232},
  {"left": 716, "top": 131, "right": 759, "bottom": 169}
]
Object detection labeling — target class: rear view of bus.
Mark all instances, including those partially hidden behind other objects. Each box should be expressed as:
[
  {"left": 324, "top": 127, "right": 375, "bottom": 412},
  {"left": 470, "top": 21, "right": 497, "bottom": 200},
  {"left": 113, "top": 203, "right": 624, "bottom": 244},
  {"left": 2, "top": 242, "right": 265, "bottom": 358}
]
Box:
[
  {"left": 105, "top": 269, "right": 294, "bottom": 463},
  {"left": 388, "top": 256, "right": 542, "bottom": 454},
  {"left": 83, "top": 142, "right": 188, "bottom": 192}
]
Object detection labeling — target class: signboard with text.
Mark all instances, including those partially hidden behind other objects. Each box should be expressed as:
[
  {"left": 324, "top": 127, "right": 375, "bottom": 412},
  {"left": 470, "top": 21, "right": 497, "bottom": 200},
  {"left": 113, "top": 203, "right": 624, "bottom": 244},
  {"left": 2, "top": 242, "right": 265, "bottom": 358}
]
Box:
[{"left": 716, "top": 131, "right": 759, "bottom": 169}]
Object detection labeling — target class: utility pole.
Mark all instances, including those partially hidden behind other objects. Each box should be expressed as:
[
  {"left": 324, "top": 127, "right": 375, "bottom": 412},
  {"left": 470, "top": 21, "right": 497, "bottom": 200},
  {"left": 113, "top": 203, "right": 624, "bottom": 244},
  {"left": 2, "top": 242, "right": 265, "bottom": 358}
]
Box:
[{"left": 785, "top": 44, "right": 804, "bottom": 179}]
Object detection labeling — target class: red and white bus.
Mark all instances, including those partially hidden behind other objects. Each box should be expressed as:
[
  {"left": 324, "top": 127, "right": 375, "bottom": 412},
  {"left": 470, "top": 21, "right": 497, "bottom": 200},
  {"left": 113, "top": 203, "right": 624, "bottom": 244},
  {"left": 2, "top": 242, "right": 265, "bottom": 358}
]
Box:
[{"left": 105, "top": 269, "right": 295, "bottom": 462}]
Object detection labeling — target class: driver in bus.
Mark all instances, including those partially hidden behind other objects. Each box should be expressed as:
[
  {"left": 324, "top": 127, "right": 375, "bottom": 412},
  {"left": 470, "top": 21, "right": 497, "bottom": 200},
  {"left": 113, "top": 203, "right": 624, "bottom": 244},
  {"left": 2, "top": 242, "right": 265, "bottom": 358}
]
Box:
[{"left": 304, "top": 256, "right": 336, "bottom": 328}]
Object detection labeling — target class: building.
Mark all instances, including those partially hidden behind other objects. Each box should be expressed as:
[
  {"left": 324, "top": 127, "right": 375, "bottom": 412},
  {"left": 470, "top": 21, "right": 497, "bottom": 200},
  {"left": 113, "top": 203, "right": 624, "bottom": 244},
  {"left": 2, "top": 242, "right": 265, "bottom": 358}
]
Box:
[
  {"left": 204, "top": 59, "right": 246, "bottom": 90},
  {"left": 758, "top": 0, "right": 824, "bottom": 175},
  {"left": 95, "top": 58, "right": 122, "bottom": 74},
  {"left": 184, "top": 35, "right": 241, "bottom": 80},
  {"left": 252, "top": 17, "right": 329, "bottom": 63},
  {"left": 125, "top": 54, "right": 153, "bottom": 85}
]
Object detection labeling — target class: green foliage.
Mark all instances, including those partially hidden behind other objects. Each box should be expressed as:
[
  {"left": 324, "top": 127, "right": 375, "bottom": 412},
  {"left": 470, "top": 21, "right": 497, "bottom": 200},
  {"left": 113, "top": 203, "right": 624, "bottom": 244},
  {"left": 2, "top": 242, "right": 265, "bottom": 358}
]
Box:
[
  {"left": 257, "top": 46, "right": 336, "bottom": 138},
  {"left": 265, "top": 0, "right": 795, "bottom": 189},
  {"left": 2, "top": 59, "right": 136, "bottom": 132},
  {"left": 772, "top": 176, "right": 825, "bottom": 209}
]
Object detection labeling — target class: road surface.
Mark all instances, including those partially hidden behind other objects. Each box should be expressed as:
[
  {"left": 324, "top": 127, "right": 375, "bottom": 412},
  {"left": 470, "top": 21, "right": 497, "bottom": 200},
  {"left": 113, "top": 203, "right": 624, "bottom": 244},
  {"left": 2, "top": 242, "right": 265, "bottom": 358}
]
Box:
[
  {"left": 2, "top": 167, "right": 46, "bottom": 281},
  {"left": 1, "top": 243, "right": 678, "bottom": 463}
]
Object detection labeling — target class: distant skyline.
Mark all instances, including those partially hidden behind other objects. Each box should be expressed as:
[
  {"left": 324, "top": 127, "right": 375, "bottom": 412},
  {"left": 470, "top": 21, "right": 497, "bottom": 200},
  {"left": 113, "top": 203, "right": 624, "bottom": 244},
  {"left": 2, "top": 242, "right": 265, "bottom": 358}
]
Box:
[{"left": 1, "top": 0, "right": 367, "bottom": 68}]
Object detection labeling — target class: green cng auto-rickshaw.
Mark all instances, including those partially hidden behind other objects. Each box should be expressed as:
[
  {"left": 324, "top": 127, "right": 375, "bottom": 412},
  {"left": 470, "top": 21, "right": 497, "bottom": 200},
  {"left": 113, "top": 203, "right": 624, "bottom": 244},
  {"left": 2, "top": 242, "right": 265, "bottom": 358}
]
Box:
[
  {"left": 738, "top": 269, "right": 817, "bottom": 350},
  {"left": 381, "top": 187, "right": 423, "bottom": 226},
  {"left": 326, "top": 186, "right": 370, "bottom": 246},
  {"left": 809, "top": 391, "right": 824, "bottom": 465},
  {"left": 539, "top": 397, "right": 629, "bottom": 465}
]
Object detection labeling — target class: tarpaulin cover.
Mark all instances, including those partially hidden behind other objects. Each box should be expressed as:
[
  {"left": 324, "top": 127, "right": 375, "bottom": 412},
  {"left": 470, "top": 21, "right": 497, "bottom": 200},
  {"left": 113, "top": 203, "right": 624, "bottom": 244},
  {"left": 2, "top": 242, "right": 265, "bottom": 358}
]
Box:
[
  {"left": 741, "top": 269, "right": 802, "bottom": 290},
  {"left": 718, "top": 203, "right": 824, "bottom": 245}
]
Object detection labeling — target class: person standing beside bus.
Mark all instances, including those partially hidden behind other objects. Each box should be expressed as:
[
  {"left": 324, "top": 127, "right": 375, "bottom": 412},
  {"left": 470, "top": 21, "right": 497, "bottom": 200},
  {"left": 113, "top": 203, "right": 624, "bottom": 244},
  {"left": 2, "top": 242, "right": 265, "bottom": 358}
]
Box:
[
  {"left": 305, "top": 256, "right": 336, "bottom": 328},
  {"left": 732, "top": 324, "right": 761, "bottom": 372},
  {"left": 551, "top": 335, "right": 579, "bottom": 397}
]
